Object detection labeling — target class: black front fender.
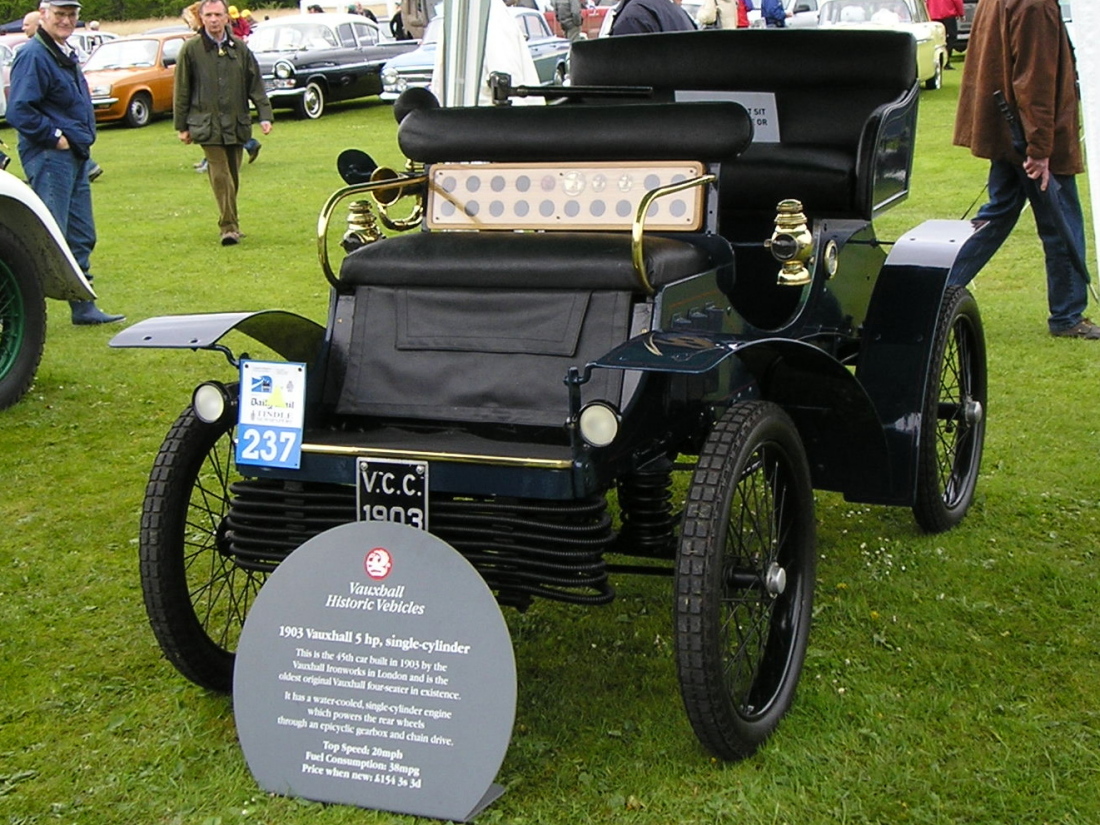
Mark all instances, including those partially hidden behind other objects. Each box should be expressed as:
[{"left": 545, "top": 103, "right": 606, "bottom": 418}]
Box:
[
  {"left": 108, "top": 310, "right": 325, "bottom": 366},
  {"left": 592, "top": 332, "right": 891, "bottom": 497}
]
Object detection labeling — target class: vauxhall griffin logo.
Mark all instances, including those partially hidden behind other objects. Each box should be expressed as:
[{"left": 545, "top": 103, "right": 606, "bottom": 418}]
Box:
[{"left": 364, "top": 547, "right": 393, "bottom": 580}]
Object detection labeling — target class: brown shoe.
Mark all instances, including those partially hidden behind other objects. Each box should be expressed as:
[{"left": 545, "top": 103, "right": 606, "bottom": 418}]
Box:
[{"left": 1051, "top": 318, "right": 1100, "bottom": 339}]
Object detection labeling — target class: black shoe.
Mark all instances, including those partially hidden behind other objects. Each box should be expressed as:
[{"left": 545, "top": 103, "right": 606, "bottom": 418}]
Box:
[
  {"left": 221, "top": 231, "right": 241, "bottom": 246},
  {"left": 247, "top": 141, "right": 262, "bottom": 164},
  {"left": 88, "top": 163, "right": 104, "bottom": 182},
  {"left": 70, "top": 300, "right": 125, "bottom": 325},
  {"left": 0, "top": 151, "right": 9, "bottom": 171}
]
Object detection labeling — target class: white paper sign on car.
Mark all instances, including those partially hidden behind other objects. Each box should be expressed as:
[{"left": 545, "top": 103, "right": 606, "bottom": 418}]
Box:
[
  {"left": 675, "top": 91, "right": 781, "bottom": 143},
  {"left": 236, "top": 360, "right": 306, "bottom": 469}
]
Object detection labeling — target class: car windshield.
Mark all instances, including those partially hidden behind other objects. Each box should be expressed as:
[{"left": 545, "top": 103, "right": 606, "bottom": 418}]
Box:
[
  {"left": 84, "top": 39, "right": 159, "bottom": 70},
  {"left": 821, "top": 0, "right": 913, "bottom": 24},
  {"left": 249, "top": 22, "right": 339, "bottom": 52}
]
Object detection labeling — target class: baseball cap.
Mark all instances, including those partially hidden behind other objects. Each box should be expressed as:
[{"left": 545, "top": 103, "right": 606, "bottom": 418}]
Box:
[{"left": 42, "top": 0, "right": 82, "bottom": 6}]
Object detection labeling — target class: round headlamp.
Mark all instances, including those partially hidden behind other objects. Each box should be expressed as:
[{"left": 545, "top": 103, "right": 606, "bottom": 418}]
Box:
[
  {"left": 578, "top": 402, "right": 620, "bottom": 448},
  {"left": 192, "top": 381, "right": 232, "bottom": 425},
  {"left": 274, "top": 60, "right": 294, "bottom": 80}
]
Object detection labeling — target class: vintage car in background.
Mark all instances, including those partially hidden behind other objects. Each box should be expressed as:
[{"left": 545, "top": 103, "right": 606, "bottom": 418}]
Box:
[
  {"left": 252, "top": 13, "right": 417, "bottom": 119},
  {"left": 83, "top": 32, "right": 194, "bottom": 127},
  {"left": 70, "top": 28, "right": 120, "bottom": 58},
  {"left": 0, "top": 170, "right": 96, "bottom": 410},
  {"left": 747, "top": 0, "right": 823, "bottom": 27},
  {"left": 381, "top": 7, "right": 569, "bottom": 101},
  {"left": 112, "top": 28, "right": 987, "bottom": 761},
  {"left": 818, "top": 0, "right": 947, "bottom": 89},
  {"left": 544, "top": 0, "right": 615, "bottom": 38}
]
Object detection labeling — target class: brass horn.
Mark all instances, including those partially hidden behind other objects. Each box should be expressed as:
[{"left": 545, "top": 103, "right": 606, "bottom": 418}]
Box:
[{"left": 369, "top": 163, "right": 424, "bottom": 231}]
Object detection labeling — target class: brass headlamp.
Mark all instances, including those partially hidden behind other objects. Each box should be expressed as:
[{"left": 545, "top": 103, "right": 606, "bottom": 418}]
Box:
[{"left": 765, "top": 199, "right": 814, "bottom": 287}]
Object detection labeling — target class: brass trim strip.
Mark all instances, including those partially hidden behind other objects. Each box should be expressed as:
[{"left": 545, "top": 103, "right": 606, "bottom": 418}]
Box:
[
  {"left": 302, "top": 442, "right": 573, "bottom": 469},
  {"left": 632, "top": 173, "right": 716, "bottom": 295}
]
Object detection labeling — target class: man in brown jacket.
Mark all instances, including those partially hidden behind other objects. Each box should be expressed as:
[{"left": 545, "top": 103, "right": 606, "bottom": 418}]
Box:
[
  {"left": 951, "top": 0, "right": 1097, "bottom": 339},
  {"left": 174, "top": 0, "right": 273, "bottom": 246}
]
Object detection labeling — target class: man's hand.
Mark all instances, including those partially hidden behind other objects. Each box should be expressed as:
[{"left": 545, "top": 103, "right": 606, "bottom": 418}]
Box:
[
  {"left": 178, "top": 130, "right": 192, "bottom": 145},
  {"left": 56, "top": 134, "right": 69, "bottom": 150},
  {"left": 1024, "top": 155, "right": 1050, "bottom": 192},
  {"left": 260, "top": 120, "right": 272, "bottom": 135}
]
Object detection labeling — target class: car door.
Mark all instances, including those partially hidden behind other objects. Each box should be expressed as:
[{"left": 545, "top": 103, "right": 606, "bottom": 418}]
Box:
[
  {"left": 516, "top": 10, "right": 567, "bottom": 83},
  {"left": 153, "top": 35, "right": 189, "bottom": 114}
]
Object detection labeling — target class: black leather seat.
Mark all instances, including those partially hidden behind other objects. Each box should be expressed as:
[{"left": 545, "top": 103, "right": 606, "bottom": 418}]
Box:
[{"left": 570, "top": 29, "right": 919, "bottom": 220}]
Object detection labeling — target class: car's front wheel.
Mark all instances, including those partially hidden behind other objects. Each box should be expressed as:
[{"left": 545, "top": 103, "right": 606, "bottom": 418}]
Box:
[
  {"left": 675, "top": 401, "right": 816, "bottom": 761},
  {"left": 125, "top": 91, "right": 153, "bottom": 127},
  {"left": 140, "top": 394, "right": 265, "bottom": 691},
  {"left": 0, "top": 225, "right": 48, "bottom": 412},
  {"left": 294, "top": 82, "right": 325, "bottom": 119},
  {"left": 925, "top": 56, "right": 944, "bottom": 90}
]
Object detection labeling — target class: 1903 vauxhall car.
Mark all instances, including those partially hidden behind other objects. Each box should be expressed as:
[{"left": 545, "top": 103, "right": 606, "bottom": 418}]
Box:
[{"left": 111, "top": 29, "right": 988, "bottom": 760}]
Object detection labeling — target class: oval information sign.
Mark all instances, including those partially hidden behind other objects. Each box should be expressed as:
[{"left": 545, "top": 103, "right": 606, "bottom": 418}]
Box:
[{"left": 233, "top": 521, "right": 516, "bottom": 822}]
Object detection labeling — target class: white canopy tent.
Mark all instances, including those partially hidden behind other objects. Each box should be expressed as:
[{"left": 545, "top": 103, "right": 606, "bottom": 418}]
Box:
[{"left": 1073, "top": 5, "right": 1099, "bottom": 272}]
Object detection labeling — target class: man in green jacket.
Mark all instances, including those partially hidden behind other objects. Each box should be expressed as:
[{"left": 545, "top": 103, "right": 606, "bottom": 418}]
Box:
[{"left": 174, "top": 0, "right": 273, "bottom": 246}]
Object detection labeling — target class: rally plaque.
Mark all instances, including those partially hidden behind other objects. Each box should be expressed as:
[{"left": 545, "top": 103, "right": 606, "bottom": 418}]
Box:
[{"left": 233, "top": 521, "right": 516, "bottom": 822}]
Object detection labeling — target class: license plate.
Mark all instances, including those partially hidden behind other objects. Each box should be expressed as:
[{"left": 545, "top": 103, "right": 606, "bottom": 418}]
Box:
[{"left": 355, "top": 458, "right": 428, "bottom": 531}]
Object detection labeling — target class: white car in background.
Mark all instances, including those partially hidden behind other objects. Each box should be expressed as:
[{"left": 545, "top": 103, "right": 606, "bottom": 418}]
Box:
[
  {"left": 817, "top": 0, "right": 947, "bottom": 90},
  {"left": 748, "top": 0, "right": 823, "bottom": 28}
]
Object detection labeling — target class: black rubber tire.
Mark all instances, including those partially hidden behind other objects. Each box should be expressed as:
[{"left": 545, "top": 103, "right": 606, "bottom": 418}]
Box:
[
  {"left": 140, "top": 393, "right": 264, "bottom": 691},
  {"left": 912, "top": 286, "right": 986, "bottom": 533},
  {"left": 925, "top": 57, "right": 943, "bottom": 91},
  {"left": 0, "top": 225, "right": 48, "bottom": 412},
  {"left": 676, "top": 401, "right": 816, "bottom": 761},
  {"left": 124, "top": 91, "right": 152, "bottom": 128},
  {"left": 294, "top": 82, "right": 325, "bottom": 120}
]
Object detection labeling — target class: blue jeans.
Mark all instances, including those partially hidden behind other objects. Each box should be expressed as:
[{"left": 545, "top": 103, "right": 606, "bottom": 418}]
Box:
[
  {"left": 22, "top": 149, "right": 97, "bottom": 282},
  {"left": 949, "top": 159, "right": 1088, "bottom": 333}
]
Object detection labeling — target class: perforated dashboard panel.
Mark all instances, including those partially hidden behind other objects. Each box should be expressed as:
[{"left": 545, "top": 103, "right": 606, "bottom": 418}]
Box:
[{"left": 426, "top": 162, "right": 707, "bottom": 231}]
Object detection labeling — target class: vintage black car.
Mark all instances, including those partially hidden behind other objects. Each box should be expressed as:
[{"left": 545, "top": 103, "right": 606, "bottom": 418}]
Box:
[
  {"left": 251, "top": 13, "right": 416, "bottom": 119},
  {"left": 112, "top": 29, "right": 987, "bottom": 761},
  {"left": 1, "top": 171, "right": 97, "bottom": 411}
]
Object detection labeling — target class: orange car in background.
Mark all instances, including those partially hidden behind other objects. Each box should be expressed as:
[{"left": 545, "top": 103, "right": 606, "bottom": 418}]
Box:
[{"left": 83, "top": 31, "right": 194, "bottom": 128}]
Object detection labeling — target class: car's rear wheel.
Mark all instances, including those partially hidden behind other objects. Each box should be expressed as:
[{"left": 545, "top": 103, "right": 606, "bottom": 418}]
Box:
[
  {"left": 0, "top": 226, "right": 48, "bottom": 412},
  {"left": 675, "top": 401, "right": 816, "bottom": 761},
  {"left": 125, "top": 91, "right": 153, "bottom": 127},
  {"left": 140, "top": 394, "right": 265, "bottom": 691},
  {"left": 913, "top": 286, "right": 986, "bottom": 533},
  {"left": 295, "top": 82, "right": 325, "bottom": 119}
]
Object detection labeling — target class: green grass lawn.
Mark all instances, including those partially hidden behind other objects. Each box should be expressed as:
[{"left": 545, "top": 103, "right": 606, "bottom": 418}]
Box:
[{"left": 1, "top": 68, "right": 1099, "bottom": 825}]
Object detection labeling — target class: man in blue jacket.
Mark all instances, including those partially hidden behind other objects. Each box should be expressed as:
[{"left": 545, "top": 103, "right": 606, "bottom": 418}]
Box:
[
  {"left": 761, "top": 0, "right": 789, "bottom": 26},
  {"left": 8, "top": 0, "right": 124, "bottom": 325}
]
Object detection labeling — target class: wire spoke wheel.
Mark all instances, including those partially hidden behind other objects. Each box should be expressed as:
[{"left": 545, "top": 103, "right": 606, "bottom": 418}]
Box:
[
  {"left": 140, "top": 391, "right": 265, "bottom": 691},
  {"left": 913, "top": 286, "right": 986, "bottom": 533},
  {"left": 676, "top": 401, "right": 815, "bottom": 761}
]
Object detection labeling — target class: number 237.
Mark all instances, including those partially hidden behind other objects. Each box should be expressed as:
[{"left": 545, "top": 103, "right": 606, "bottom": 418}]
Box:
[{"left": 239, "top": 427, "right": 297, "bottom": 463}]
